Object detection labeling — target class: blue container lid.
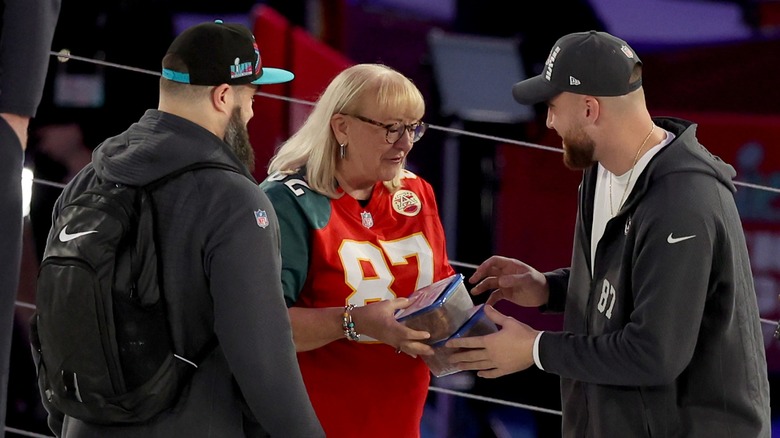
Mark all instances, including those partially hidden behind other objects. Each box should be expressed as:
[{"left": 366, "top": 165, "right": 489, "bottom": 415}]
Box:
[
  {"left": 432, "top": 304, "right": 491, "bottom": 347},
  {"left": 394, "top": 273, "right": 465, "bottom": 321}
]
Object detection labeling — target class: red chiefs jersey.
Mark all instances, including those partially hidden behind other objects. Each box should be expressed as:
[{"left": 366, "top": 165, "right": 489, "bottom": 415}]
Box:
[{"left": 261, "top": 169, "right": 455, "bottom": 438}]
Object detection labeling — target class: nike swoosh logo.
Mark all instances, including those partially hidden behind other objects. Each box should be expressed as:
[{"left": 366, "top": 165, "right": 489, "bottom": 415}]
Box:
[
  {"left": 59, "top": 226, "right": 98, "bottom": 242},
  {"left": 667, "top": 233, "right": 696, "bottom": 244}
]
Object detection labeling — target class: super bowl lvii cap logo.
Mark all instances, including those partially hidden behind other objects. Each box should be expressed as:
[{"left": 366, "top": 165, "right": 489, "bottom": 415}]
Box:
[{"left": 231, "top": 57, "right": 253, "bottom": 80}]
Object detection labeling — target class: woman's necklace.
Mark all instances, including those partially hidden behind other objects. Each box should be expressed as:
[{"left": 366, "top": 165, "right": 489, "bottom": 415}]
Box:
[{"left": 609, "top": 124, "right": 655, "bottom": 217}]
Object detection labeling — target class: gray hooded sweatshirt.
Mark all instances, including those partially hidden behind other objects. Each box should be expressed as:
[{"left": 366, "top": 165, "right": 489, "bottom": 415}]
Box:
[{"left": 540, "top": 117, "right": 770, "bottom": 437}]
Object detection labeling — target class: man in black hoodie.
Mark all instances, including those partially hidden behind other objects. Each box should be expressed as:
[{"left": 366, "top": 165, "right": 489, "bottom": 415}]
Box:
[
  {"left": 448, "top": 31, "right": 771, "bottom": 437},
  {"left": 39, "top": 20, "right": 324, "bottom": 437},
  {"left": 0, "top": 0, "right": 61, "bottom": 434}
]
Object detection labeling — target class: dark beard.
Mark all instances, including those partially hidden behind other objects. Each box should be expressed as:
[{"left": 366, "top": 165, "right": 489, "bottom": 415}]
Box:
[
  {"left": 224, "top": 106, "right": 255, "bottom": 172},
  {"left": 561, "top": 126, "right": 596, "bottom": 170}
]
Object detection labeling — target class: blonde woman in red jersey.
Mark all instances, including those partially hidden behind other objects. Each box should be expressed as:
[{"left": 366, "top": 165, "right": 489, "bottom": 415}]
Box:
[{"left": 260, "top": 63, "right": 455, "bottom": 437}]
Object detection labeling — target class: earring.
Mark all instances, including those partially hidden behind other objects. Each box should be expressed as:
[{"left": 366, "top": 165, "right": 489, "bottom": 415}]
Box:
[{"left": 339, "top": 143, "right": 347, "bottom": 159}]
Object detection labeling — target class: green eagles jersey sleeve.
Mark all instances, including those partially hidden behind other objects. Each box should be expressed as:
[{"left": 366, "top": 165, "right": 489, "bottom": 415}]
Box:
[{"left": 260, "top": 173, "right": 331, "bottom": 306}]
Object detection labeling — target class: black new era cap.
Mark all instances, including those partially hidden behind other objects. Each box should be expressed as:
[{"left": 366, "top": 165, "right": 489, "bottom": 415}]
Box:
[
  {"left": 512, "top": 31, "right": 642, "bottom": 105},
  {"left": 162, "top": 20, "right": 293, "bottom": 86}
]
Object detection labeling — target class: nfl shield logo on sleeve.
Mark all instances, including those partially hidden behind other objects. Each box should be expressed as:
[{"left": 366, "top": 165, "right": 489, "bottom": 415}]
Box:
[{"left": 254, "top": 209, "right": 269, "bottom": 228}]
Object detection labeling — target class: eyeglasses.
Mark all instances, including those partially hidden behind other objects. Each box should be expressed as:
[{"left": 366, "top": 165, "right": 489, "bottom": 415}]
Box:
[{"left": 347, "top": 114, "right": 427, "bottom": 144}]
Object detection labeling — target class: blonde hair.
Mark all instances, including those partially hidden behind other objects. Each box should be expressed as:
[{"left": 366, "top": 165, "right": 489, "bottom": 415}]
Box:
[{"left": 267, "top": 63, "right": 425, "bottom": 198}]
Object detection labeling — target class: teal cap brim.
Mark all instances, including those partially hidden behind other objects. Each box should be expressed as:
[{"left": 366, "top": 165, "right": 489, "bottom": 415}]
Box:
[{"left": 252, "top": 67, "right": 294, "bottom": 85}]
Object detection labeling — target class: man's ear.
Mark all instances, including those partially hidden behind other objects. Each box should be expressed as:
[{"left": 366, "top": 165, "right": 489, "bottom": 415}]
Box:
[
  {"left": 210, "top": 84, "right": 232, "bottom": 114},
  {"left": 583, "top": 96, "right": 601, "bottom": 122}
]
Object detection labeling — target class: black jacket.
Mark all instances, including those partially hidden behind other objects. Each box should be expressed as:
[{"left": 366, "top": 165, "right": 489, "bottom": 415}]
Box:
[
  {"left": 540, "top": 117, "right": 771, "bottom": 437},
  {"left": 44, "top": 110, "right": 324, "bottom": 437},
  {"left": 0, "top": 0, "right": 60, "bottom": 116}
]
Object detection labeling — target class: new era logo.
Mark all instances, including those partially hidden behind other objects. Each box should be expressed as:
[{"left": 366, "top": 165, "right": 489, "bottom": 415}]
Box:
[{"left": 569, "top": 76, "right": 581, "bottom": 86}]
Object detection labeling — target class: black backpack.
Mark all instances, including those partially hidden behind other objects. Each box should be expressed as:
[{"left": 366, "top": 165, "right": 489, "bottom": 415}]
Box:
[{"left": 30, "top": 163, "right": 232, "bottom": 425}]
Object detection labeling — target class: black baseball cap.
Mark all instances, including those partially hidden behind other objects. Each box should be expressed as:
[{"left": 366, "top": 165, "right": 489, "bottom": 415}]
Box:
[
  {"left": 162, "top": 20, "right": 293, "bottom": 86},
  {"left": 512, "top": 30, "right": 642, "bottom": 105}
]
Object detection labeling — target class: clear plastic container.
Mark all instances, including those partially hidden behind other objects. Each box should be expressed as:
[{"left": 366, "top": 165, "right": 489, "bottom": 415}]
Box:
[
  {"left": 424, "top": 304, "right": 499, "bottom": 377},
  {"left": 394, "top": 273, "right": 474, "bottom": 344}
]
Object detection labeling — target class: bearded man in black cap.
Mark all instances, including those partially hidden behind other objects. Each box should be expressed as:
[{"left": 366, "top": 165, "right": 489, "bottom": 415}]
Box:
[
  {"left": 447, "top": 30, "right": 771, "bottom": 438},
  {"left": 35, "top": 20, "right": 324, "bottom": 437}
]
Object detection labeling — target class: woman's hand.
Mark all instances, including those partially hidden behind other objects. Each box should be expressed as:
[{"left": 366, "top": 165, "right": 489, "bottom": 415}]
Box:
[{"left": 353, "top": 297, "right": 434, "bottom": 357}]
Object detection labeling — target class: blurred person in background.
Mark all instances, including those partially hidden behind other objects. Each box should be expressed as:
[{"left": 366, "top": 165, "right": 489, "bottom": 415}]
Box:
[{"left": 0, "top": 0, "right": 61, "bottom": 435}]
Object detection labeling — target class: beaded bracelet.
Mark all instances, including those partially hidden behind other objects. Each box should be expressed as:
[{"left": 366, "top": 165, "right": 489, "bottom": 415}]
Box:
[{"left": 342, "top": 304, "right": 361, "bottom": 341}]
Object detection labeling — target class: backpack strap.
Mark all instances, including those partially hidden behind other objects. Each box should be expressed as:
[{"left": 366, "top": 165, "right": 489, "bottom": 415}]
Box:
[
  {"left": 186, "top": 335, "right": 219, "bottom": 368},
  {"left": 132, "top": 161, "right": 238, "bottom": 291},
  {"left": 140, "top": 162, "right": 239, "bottom": 368}
]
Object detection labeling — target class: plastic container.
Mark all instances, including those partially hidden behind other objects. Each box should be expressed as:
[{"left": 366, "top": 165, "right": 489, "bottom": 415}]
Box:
[
  {"left": 424, "top": 304, "right": 499, "bottom": 377},
  {"left": 394, "top": 273, "right": 474, "bottom": 344}
]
